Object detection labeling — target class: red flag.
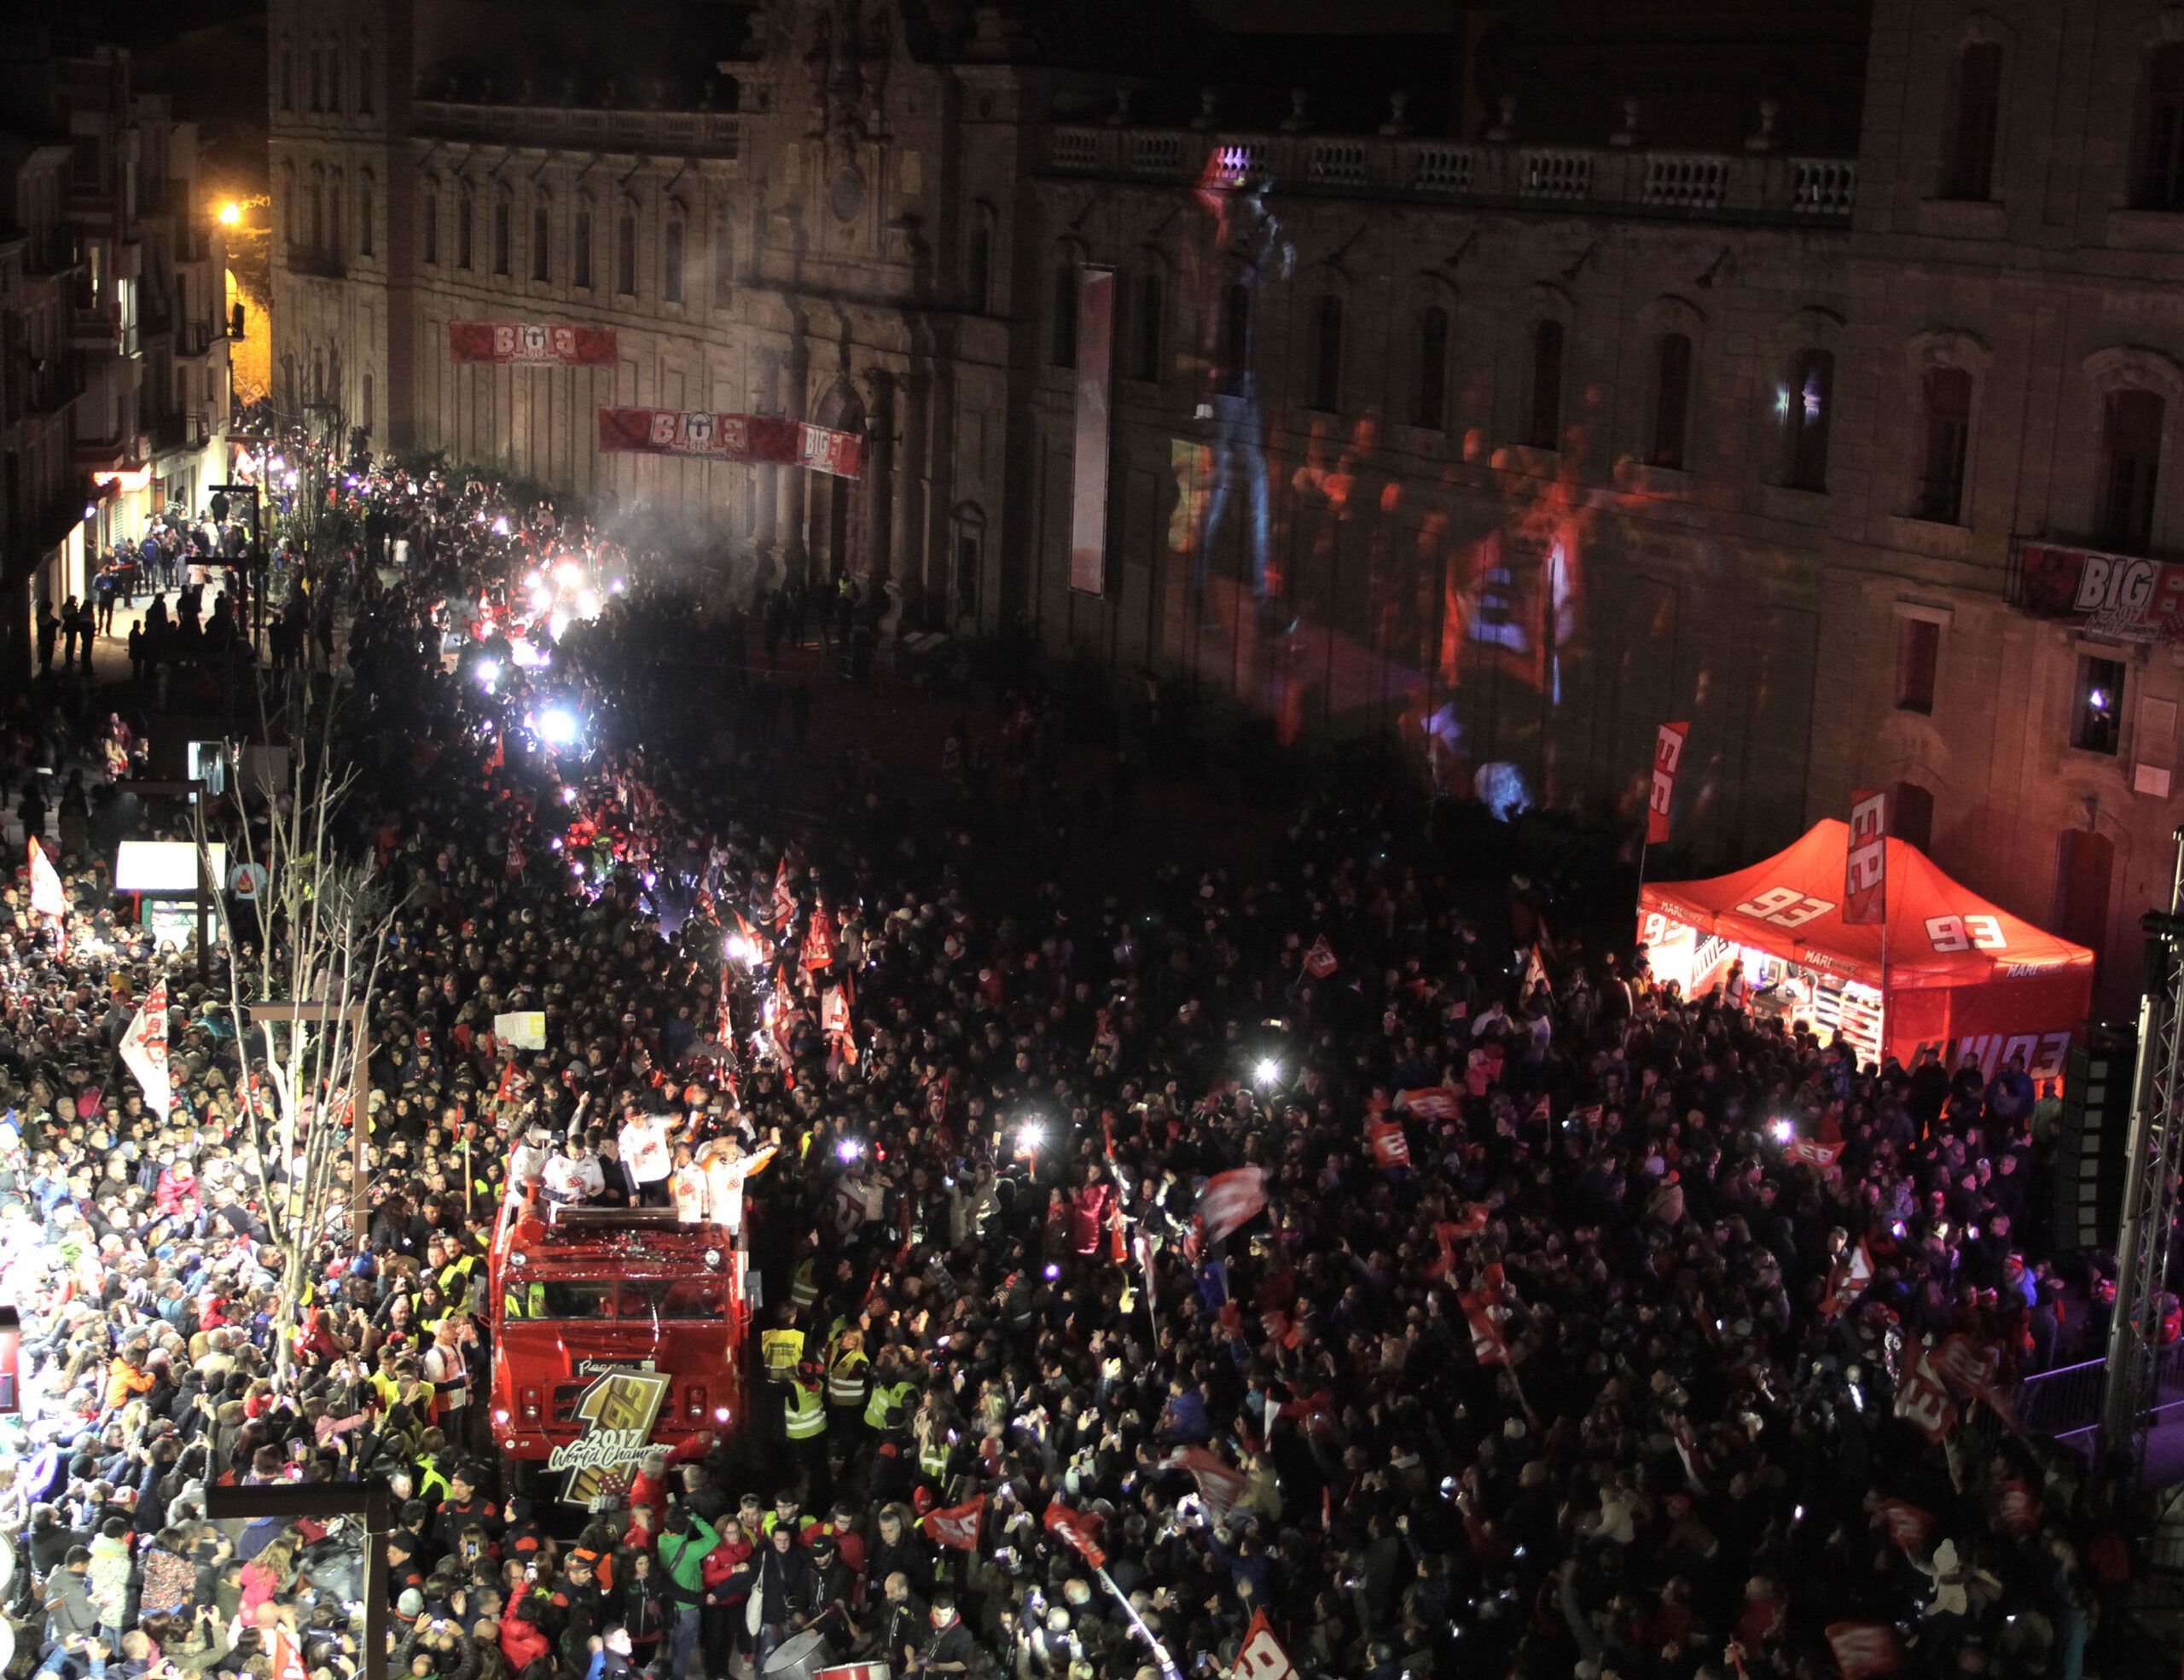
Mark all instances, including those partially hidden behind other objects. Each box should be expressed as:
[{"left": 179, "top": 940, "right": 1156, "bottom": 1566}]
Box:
[
  {"left": 1159, "top": 1446, "right": 1252, "bottom": 1521},
  {"left": 1445, "top": 1202, "right": 1491, "bottom": 1240},
  {"left": 28, "top": 837, "right": 65, "bottom": 919},
  {"left": 772, "top": 857, "right": 796, "bottom": 927},
  {"left": 1395, "top": 1086, "right": 1461, "bottom": 1120},
  {"left": 1647, "top": 721, "right": 1690, "bottom": 846},
  {"left": 1230, "top": 1609, "right": 1300, "bottom": 1680},
  {"left": 1877, "top": 1498, "right": 1934, "bottom": 1553},
  {"left": 1460, "top": 1264, "right": 1511, "bottom": 1367},
  {"left": 1844, "top": 788, "right": 1888, "bottom": 926},
  {"left": 1893, "top": 1349, "right": 1959, "bottom": 1442},
  {"left": 1930, "top": 1333, "right": 2011, "bottom": 1421},
  {"left": 1786, "top": 1136, "right": 1844, "bottom": 1169},
  {"left": 1996, "top": 1477, "right": 2041, "bottom": 1537},
  {"left": 1304, "top": 934, "right": 1338, "bottom": 979},
  {"left": 1818, "top": 1239, "right": 1873, "bottom": 1317},
  {"left": 802, "top": 904, "right": 836, "bottom": 971},
  {"left": 269, "top": 1631, "right": 310, "bottom": 1680},
  {"left": 921, "top": 1494, "right": 986, "bottom": 1551},
  {"left": 1365, "top": 1119, "right": 1411, "bottom": 1169},
  {"left": 1825, "top": 1623, "right": 1903, "bottom": 1680},
  {"left": 1042, "top": 1502, "right": 1107, "bottom": 1568},
  {"left": 1196, "top": 1167, "right": 1268, "bottom": 1246}
]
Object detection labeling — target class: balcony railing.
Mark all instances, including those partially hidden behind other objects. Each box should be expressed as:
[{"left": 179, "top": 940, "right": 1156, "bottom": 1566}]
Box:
[
  {"left": 1043, "top": 125, "right": 1858, "bottom": 223},
  {"left": 410, "top": 99, "right": 743, "bottom": 160}
]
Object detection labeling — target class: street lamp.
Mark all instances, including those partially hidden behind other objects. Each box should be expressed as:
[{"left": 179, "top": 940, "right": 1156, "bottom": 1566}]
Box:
[{"left": 217, "top": 201, "right": 242, "bottom": 227}]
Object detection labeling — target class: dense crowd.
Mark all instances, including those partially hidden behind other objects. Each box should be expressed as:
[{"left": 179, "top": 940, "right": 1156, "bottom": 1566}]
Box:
[{"left": 0, "top": 447, "right": 2164, "bottom": 1680}]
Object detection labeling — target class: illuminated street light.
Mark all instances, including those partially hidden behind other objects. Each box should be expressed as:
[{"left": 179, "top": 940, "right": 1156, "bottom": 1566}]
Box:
[{"left": 218, "top": 201, "right": 242, "bottom": 226}]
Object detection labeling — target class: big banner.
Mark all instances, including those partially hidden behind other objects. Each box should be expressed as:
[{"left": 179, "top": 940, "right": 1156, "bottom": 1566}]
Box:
[
  {"left": 2016, "top": 539, "right": 2184, "bottom": 646},
  {"left": 448, "top": 323, "right": 618, "bottom": 365},
  {"left": 596, "top": 408, "right": 865, "bottom": 479}
]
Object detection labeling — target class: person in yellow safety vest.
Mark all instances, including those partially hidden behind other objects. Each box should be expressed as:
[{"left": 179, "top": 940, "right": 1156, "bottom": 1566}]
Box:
[
  {"left": 824, "top": 1328, "right": 869, "bottom": 1448},
  {"left": 502, "top": 1276, "right": 546, "bottom": 1319},
  {"left": 863, "top": 1346, "right": 915, "bottom": 1435},
  {"left": 787, "top": 1252, "right": 820, "bottom": 1316},
  {"left": 759, "top": 1307, "right": 805, "bottom": 1386},
  {"left": 784, "top": 1362, "right": 830, "bottom": 1506},
  {"left": 912, "top": 1388, "right": 953, "bottom": 1485}
]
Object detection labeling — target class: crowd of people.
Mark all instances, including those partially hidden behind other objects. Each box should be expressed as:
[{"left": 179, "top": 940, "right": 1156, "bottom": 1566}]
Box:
[{"left": 0, "top": 444, "right": 2167, "bottom": 1680}]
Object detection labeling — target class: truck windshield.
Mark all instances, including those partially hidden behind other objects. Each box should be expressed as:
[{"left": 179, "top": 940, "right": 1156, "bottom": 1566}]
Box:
[
  {"left": 531, "top": 1281, "right": 616, "bottom": 1319},
  {"left": 507, "top": 1278, "right": 726, "bottom": 1321},
  {"left": 620, "top": 1278, "right": 730, "bottom": 1320}
]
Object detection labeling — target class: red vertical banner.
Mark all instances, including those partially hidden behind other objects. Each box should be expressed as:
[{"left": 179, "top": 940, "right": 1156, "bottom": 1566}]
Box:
[
  {"left": 1070, "top": 266, "right": 1115, "bottom": 596},
  {"left": 1647, "top": 722, "right": 1689, "bottom": 846},
  {"left": 1844, "top": 788, "right": 1888, "bottom": 926}
]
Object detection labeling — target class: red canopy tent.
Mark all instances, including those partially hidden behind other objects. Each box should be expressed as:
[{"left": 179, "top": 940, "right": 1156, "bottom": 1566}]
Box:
[{"left": 1639, "top": 819, "right": 2093, "bottom": 1082}]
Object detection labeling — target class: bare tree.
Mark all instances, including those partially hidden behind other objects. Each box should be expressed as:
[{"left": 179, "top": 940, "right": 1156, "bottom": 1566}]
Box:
[{"left": 212, "top": 698, "right": 404, "bottom": 1386}]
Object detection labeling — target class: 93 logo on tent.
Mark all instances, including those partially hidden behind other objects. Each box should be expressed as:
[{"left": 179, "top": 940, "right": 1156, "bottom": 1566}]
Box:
[{"left": 1732, "top": 887, "right": 1835, "bottom": 929}]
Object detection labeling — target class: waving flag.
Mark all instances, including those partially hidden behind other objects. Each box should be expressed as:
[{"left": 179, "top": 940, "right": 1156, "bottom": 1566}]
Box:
[
  {"left": 1160, "top": 1446, "right": 1252, "bottom": 1522},
  {"left": 1232, "top": 1609, "right": 1300, "bottom": 1680},
  {"left": 1877, "top": 1498, "right": 1934, "bottom": 1554},
  {"left": 1303, "top": 934, "right": 1338, "bottom": 979},
  {"left": 802, "top": 904, "right": 837, "bottom": 971},
  {"left": 1196, "top": 1167, "right": 1268, "bottom": 1246},
  {"left": 120, "top": 979, "right": 173, "bottom": 1120},
  {"left": 1395, "top": 1086, "right": 1461, "bottom": 1120},
  {"left": 1825, "top": 1623, "right": 1903, "bottom": 1680},
  {"left": 1365, "top": 1118, "right": 1410, "bottom": 1169},
  {"left": 771, "top": 857, "right": 796, "bottom": 927},
  {"left": 28, "top": 838, "right": 65, "bottom": 927},
  {"left": 1647, "top": 721, "right": 1690, "bottom": 845},
  {"left": 921, "top": 1494, "right": 986, "bottom": 1552},
  {"left": 1460, "top": 1263, "right": 1512, "bottom": 1367},
  {"left": 1844, "top": 788, "right": 1888, "bottom": 926},
  {"left": 1818, "top": 1239, "right": 1873, "bottom": 1317},
  {"left": 1042, "top": 1502, "right": 1108, "bottom": 1568}
]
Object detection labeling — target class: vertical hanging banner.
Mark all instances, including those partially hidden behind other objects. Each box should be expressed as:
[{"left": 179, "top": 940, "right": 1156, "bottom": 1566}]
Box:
[
  {"left": 596, "top": 409, "right": 866, "bottom": 479},
  {"left": 448, "top": 323, "right": 618, "bottom": 364},
  {"left": 1844, "top": 788, "right": 1888, "bottom": 926},
  {"left": 1070, "top": 266, "right": 1116, "bottom": 595},
  {"left": 1647, "top": 722, "right": 1690, "bottom": 846}
]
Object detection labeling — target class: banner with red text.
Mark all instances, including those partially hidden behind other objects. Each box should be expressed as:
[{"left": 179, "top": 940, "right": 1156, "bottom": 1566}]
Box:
[
  {"left": 2015, "top": 539, "right": 2184, "bottom": 646},
  {"left": 1647, "top": 722, "right": 1689, "bottom": 846},
  {"left": 596, "top": 408, "right": 865, "bottom": 479},
  {"left": 448, "top": 323, "right": 618, "bottom": 365},
  {"left": 1844, "top": 788, "right": 1887, "bottom": 927}
]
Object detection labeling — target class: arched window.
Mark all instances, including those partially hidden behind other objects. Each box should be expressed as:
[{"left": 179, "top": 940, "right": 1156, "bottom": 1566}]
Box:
[
  {"left": 1131, "top": 270, "right": 1163, "bottom": 382},
  {"left": 574, "top": 196, "right": 593, "bottom": 289},
  {"left": 2137, "top": 44, "right": 2184, "bottom": 212},
  {"left": 2100, "top": 387, "right": 2164, "bottom": 553},
  {"left": 1652, "top": 331, "right": 1693, "bottom": 468},
  {"left": 307, "top": 169, "right": 323, "bottom": 249},
  {"left": 1526, "top": 318, "right": 1564, "bottom": 449},
  {"left": 327, "top": 171, "right": 343, "bottom": 259},
  {"left": 531, "top": 195, "right": 550, "bottom": 283},
  {"left": 1311, "top": 294, "right": 1343, "bottom": 411},
  {"left": 2053, "top": 827, "right": 2115, "bottom": 960},
  {"left": 1414, "top": 304, "right": 1449, "bottom": 429},
  {"left": 1888, "top": 782, "right": 1935, "bottom": 852},
  {"left": 712, "top": 211, "right": 735, "bottom": 306},
  {"left": 282, "top": 163, "right": 298, "bottom": 244},
  {"left": 492, "top": 192, "right": 511, "bottom": 276},
  {"left": 1915, "top": 366, "right": 1972, "bottom": 522},
  {"left": 357, "top": 171, "right": 374, "bottom": 256},
  {"left": 357, "top": 44, "right": 373, "bottom": 114},
  {"left": 663, "top": 212, "right": 685, "bottom": 304},
  {"left": 308, "top": 48, "right": 323, "bottom": 113},
  {"left": 1050, "top": 260, "right": 1078, "bottom": 369},
  {"left": 1782, "top": 346, "right": 1833, "bottom": 490},
  {"left": 616, "top": 204, "right": 636, "bottom": 296},
  {"left": 456, "top": 187, "right": 473, "bottom": 269},
  {"left": 1946, "top": 43, "right": 2002, "bottom": 200},
  {"left": 421, "top": 182, "right": 439, "bottom": 265}
]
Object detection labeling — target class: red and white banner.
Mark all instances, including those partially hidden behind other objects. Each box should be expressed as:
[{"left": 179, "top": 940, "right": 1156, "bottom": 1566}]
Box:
[
  {"left": 802, "top": 906, "right": 837, "bottom": 971},
  {"left": 1786, "top": 1136, "right": 1844, "bottom": 1170},
  {"left": 1395, "top": 1086, "right": 1461, "bottom": 1120},
  {"left": 120, "top": 979, "right": 173, "bottom": 1121},
  {"left": 2015, "top": 539, "right": 2184, "bottom": 647},
  {"left": 1825, "top": 1622, "right": 1903, "bottom": 1680},
  {"left": 1042, "top": 1502, "right": 1108, "bottom": 1568},
  {"left": 1231, "top": 1611, "right": 1299, "bottom": 1680},
  {"left": 1894, "top": 1349, "right": 1959, "bottom": 1442},
  {"left": 1197, "top": 1168, "right": 1268, "bottom": 1246},
  {"left": 772, "top": 857, "right": 796, "bottom": 927},
  {"left": 448, "top": 322, "right": 617, "bottom": 365},
  {"left": 1304, "top": 934, "right": 1338, "bottom": 979},
  {"left": 1647, "top": 722, "right": 1690, "bottom": 846},
  {"left": 1844, "top": 788, "right": 1887, "bottom": 927},
  {"left": 1161, "top": 1445, "right": 1252, "bottom": 1521},
  {"left": 1818, "top": 1239, "right": 1873, "bottom": 1317},
  {"left": 820, "top": 985, "right": 851, "bottom": 1041},
  {"left": 596, "top": 408, "right": 865, "bottom": 478},
  {"left": 1365, "top": 1119, "right": 1410, "bottom": 1169},
  {"left": 1877, "top": 1498, "right": 1934, "bottom": 1553},
  {"left": 921, "top": 1494, "right": 985, "bottom": 1551},
  {"left": 270, "top": 1630, "right": 310, "bottom": 1680},
  {"left": 28, "top": 839, "right": 65, "bottom": 920},
  {"left": 1930, "top": 1332, "right": 2010, "bottom": 1421},
  {"left": 1461, "top": 1264, "right": 1512, "bottom": 1367}
]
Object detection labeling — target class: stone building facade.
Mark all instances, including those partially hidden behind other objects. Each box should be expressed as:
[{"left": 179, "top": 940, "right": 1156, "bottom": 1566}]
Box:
[{"left": 275, "top": 0, "right": 2184, "bottom": 1007}]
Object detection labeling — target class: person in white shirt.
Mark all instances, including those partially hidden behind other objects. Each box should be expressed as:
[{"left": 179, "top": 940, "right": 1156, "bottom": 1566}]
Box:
[{"left": 698, "top": 1133, "right": 777, "bottom": 1234}]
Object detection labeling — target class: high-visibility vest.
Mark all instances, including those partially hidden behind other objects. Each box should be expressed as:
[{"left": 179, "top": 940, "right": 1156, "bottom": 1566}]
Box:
[
  {"left": 785, "top": 1385, "right": 827, "bottom": 1439},
  {"left": 916, "top": 1421, "right": 950, "bottom": 1479},
  {"left": 865, "top": 1379, "right": 913, "bottom": 1432},
  {"left": 502, "top": 1281, "right": 545, "bottom": 1319},
  {"left": 760, "top": 1328, "right": 804, "bottom": 1382},
  {"left": 788, "top": 1259, "right": 819, "bottom": 1313},
  {"left": 827, "top": 1349, "right": 869, "bottom": 1409}
]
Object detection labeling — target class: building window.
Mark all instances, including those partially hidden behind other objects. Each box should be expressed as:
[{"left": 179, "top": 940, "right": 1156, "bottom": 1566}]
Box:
[
  {"left": 327, "top": 47, "right": 341, "bottom": 114},
  {"left": 279, "top": 45, "right": 293, "bottom": 112},
  {"left": 2100, "top": 387, "right": 2164, "bottom": 554},
  {"left": 1051, "top": 261, "right": 1078, "bottom": 369},
  {"left": 967, "top": 223, "right": 991, "bottom": 313},
  {"left": 531, "top": 197, "right": 549, "bottom": 282},
  {"left": 1311, "top": 294, "right": 1343, "bottom": 411},
  {"left": 1413, "top": 305, "right": 1449, "bottom": 430},
  {"left": 574, "top": 200, "right": 593, "bottom": 289},
  {"left": 2072, "top": 655, "right": 2126, "bottom": 754},
  {"left": 1915, "top": 366, "right": 1972, "bottom": 522},
  {"left": 663, "top": 215, "right": 684, "bottom": 304},
  {"left": 1894, "top": 616, "right": 1939, "bottom": 713},
  {"left": 1132, "top": 270, "right": 1163, "bottom": 383},
  {"left": 1652, "top": 331, "right": 1692, "bottom": 468},
  {"left": 1526, "top": 319, "right": 1564, "bottom": 450},
  {"left": 2137, "top": 44, "right": 2184, "bottom": 212},
  {"left": 1946, "top": 43, "right": 2002, "bottom": 200},
  {"left": 308, "top": 49, "right": 322, "bottom": 113},
  {"left": 456, "top": 189, "right": 473, "bottom": 270},
  {"left": 616, "top": 206, "right": 636, "bottom": 296},
  {"left": 357, "top": 177, "right": 373, "bottom": 255},
  {"left": 1782, "top": 346, "right": 1833, "bottom": 491},
  {"left": 422, "top": 185, "right": 438, "bottom": 264},
  {"left": 328, "top": 177, "right": 343, "bottom": 259},
  {"left": 492, "top": 195, "right": 511, "bottom": 276},
  {"left": 307, "top": 178, "right": 322, "bottom": 249},
  {"left": 357, "top": 44, "right": 373, "bottom": 114},
  {"left": 1889, "top": 781, "right": 1935, "bottom": 852},
  {"left": 2053, "top": 827, "right": 2116, "bottom": 961},
  {"left": 712, "top": 214, "right": 735, "bottom": 306}
]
